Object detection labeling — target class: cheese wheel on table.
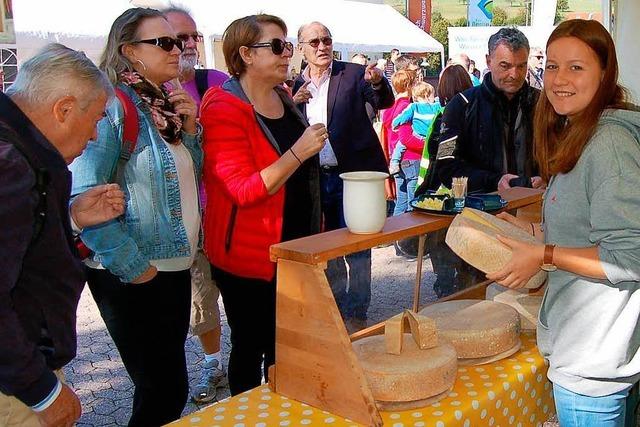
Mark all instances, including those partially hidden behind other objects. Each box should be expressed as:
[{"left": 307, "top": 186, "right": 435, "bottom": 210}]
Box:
[
  {"left": 353, "top": 334, "right": 457, "bottom": 403},
  {"left": 445, "top": 208, "right": 547, "bottom": 289},
  {"left": 419, "top": 299, "right": 520, "bottom": 359},
  {"left": 486, "top": 283, "right": 543, "bottom": 330}
]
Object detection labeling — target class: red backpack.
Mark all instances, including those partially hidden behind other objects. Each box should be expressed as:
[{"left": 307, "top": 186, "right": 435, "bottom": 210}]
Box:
[{"left": 75, "top": 88, "right": 138, "bottom": 259}]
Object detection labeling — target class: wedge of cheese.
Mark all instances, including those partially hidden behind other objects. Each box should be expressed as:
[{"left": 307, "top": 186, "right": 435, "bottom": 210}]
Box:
[
  {"left": 419, "top": 300, "right": 520, "bottom": 359},
  {"left": 445, "top": 207, "right": 547, "bottom": 289},
  {"left": 486, "top": 283, "right": 543, "bottom": 330}
]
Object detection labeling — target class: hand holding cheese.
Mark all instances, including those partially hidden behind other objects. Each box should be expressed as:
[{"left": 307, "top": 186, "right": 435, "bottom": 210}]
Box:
[
  {"left": 446, "top": 208, "right": 547, "bottom": 289},
  {"left": 486, "top": 235, "right": 545, "bottom": 289}
]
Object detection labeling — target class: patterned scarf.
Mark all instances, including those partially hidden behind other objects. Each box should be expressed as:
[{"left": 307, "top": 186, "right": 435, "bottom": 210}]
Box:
[{"left": 120, "top": 71, "right": 182, "bottom": 144}]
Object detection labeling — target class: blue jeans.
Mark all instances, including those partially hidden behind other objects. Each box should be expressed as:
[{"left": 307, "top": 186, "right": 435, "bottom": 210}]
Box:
[
  {"left": 553, "top": 383, "right": 632, "bottom": 427},
  {"left": 320, "top": 169, "right": 372, "bottom": 320},
  {"left": 393, "top": 159, "right": 420, "bottom": 215}
]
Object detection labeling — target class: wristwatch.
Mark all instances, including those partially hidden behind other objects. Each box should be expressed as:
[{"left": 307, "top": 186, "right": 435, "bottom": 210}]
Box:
[{"left": 540, "top": 244, "right": 557, "bottom": 272}]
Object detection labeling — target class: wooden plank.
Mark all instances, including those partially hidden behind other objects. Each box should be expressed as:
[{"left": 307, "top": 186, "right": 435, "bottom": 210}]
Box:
[
  {"left": 270, "top": 187, "right": 543, "bottom": 264},
  {"left": 274, "top": 259, "right": 383, "bottom": 426}
]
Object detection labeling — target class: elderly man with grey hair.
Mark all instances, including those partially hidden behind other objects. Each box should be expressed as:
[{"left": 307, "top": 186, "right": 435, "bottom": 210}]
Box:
[
  {"left": 450, "top": 52, "right": 481, "bottom": 86},
  {"left": 292, "top": 21, "right": 393, "bottom": 331},
  {"left": 162, "top": 4, "right": 229, "bottom": 405},
  {"left": 0, "top": 43, "right": 124, "bottom": 426},
  {"left": 526, "top": 46, "right": 544, "bottom": 90}
]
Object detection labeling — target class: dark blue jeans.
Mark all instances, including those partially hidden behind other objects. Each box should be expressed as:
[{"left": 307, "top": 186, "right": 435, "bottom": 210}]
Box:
[{"left": 320, "top": 169, "right": 372, "bottom": 321}]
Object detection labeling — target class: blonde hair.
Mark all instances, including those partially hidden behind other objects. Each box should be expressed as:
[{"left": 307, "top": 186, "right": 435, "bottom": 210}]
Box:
[
  {"left": 100, "top": 8, "right": 166, "bottom": 85},
  {"left": 412, "top": 81, "right": 434, "bottom": 100}
]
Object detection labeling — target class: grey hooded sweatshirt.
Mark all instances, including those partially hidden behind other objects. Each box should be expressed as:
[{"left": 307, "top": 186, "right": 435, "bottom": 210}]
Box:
[{"left": 538, "top": 109, "right": 640, "bottom": 397}]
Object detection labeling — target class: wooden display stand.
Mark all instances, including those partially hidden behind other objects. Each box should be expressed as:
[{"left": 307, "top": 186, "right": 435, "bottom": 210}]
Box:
[{"left": 268, "top": 187, "right": 543, "bottom": 426}]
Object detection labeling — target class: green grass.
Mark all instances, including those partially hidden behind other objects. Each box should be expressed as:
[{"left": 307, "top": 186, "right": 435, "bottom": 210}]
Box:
[{"left": 384, "top": 0, "right": 602, "bottom": 22}]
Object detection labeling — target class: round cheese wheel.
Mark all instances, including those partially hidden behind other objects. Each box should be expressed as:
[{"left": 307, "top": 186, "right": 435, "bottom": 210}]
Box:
[
  {"left": 353, "top": 334, "right": 457, "bottom": 403},
  {"left": 445, "top": 208, "right": 547, "bottom": 289},
  {"left": 419, "top": 300, "right": 520, "bottom": 358},
  {"left": 488, "top": 285, "right": 543, "bottom": 331},
  {"left": 485, "top": 282, "right": 529, "bottom": 301}
]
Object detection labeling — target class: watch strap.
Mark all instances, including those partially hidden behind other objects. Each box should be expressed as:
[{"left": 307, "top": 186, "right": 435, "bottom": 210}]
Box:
[{"left": 544, "top": 244, "right": 556, "bottom": 266}]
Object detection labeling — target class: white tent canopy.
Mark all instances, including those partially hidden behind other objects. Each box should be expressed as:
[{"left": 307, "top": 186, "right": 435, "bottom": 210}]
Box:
[{"left": 13, "top": 0, "right": 444, "bottom": 68}]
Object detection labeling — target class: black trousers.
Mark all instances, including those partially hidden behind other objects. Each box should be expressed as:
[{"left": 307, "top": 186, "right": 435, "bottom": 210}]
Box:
[
  {"left": 86, "top": 268, "right": 191, "bottom": 427},
  {"left": 212, "top": 266, "right": 276, "bottom": 395}
]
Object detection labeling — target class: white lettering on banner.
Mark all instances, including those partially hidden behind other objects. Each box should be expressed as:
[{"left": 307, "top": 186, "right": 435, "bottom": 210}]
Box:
[{"left": 448, "top": 26, "right": 555, "bottom": 72}]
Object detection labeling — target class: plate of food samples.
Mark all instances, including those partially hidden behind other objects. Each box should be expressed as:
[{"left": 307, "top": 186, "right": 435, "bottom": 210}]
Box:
[{"left": 410, "top": 185, "right": 508, "bottom": 216}]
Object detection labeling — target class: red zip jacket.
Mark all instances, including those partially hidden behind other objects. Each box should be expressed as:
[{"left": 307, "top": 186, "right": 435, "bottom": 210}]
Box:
[{"left": 200, "top": 87, "right": 284, "bottom": 281}]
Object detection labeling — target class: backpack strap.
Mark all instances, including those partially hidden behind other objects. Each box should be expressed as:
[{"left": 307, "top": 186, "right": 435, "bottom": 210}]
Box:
[
  {"left": 0, "top": 121, "right": 49, "bottom": 243},
  {"left": 195, "top": 69, "right": 209, "bottom": 100},
  {"left": 113, "top": 88, "right": 139, "bottom": 184}
]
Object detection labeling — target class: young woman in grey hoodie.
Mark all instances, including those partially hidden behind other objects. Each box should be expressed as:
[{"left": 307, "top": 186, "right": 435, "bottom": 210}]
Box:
[{"left": 487, "top": 19, "right": 640, "bottom": 427}]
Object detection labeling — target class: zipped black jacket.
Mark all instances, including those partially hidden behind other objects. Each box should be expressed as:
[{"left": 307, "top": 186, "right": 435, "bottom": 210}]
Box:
[
  {"left": 0, "top": 92, "right": 85, "bottom": 407},
  {"left": 436, "top": 73, "right": 540, "bottom": 193}
]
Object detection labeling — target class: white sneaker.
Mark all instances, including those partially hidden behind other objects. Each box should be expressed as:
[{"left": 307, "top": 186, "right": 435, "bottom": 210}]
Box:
[{"left": 191, "top": 359, "right": 228, "bottom": 403}]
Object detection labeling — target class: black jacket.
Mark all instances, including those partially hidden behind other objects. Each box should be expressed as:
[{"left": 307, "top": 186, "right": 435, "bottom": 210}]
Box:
[
  {"left": 0, "top": 93, "right": 85, "bottom": 406},
  {"left": 293, "top": 60, "right": 394, "bottom": 173},
  {"left": 436, "top": 73, "right": 540, "bottom": 193}
]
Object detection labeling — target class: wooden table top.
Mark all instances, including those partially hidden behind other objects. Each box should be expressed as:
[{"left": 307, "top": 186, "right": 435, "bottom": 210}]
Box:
[{"left": 270, "top": 187, "right": 544, "bottom": 265}]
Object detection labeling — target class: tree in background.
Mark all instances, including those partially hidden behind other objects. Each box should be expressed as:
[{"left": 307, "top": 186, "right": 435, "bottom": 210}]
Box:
[
  {"left": 555, "top": 0, "right": 570, "bottom": 23},
  {"left": 491, "top": 6, "right": 508, "bottom": 25}
]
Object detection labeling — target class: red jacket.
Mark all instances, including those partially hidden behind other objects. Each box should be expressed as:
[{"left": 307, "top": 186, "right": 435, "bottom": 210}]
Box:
[
  {"left": 382, "top": 97, "right": 424, "bottom": 161},
  {"left": 200, "top": 87, "right": 283, "bottom": 281},
  {"left": 200, "top": 82, "right": 321, "bottom": 281}
]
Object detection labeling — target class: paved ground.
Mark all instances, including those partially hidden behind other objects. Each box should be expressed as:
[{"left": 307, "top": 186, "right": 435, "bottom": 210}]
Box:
[{"left": 67, "top": 245, "right": 442, "bottom": 426}]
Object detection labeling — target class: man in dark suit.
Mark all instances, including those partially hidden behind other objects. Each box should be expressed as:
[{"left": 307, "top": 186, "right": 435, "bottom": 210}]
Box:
[{"left": 293, "top": 21, "right": 394, "bottom": 331}]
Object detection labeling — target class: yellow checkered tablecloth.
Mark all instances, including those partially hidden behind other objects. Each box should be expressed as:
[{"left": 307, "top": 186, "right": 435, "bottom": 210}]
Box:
[{"left": 171, "top": 333, "right": 554, "bottom": 426}]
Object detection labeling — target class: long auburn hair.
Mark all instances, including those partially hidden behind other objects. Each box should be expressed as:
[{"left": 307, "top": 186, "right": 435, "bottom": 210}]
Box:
[{"left": 534, "top": 19, "right": 628, "bottom": 181}]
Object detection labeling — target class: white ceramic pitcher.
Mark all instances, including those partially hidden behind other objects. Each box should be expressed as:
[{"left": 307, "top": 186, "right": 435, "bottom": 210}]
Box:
[{"left": 339, "top": 171, "right": 389, "bottom": 234}]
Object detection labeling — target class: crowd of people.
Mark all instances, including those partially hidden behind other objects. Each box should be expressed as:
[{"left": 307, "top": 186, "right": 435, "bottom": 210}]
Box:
[{"left": 1, "top": 4, "right": 639, "bottom": 427}]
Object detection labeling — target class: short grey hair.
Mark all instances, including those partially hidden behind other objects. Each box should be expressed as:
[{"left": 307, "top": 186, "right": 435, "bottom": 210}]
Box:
[
  {"left": 161, "top": 3, "right": 193, "bottom": 20},
  {"left": 488, "top": 27, "right": 530, "bottom": 56},
  {"left": 6, "top": 43, "right": 113, "bottom": 109},
  {"left": 297, "top": 21, "right": 331, "bottom": 42}
]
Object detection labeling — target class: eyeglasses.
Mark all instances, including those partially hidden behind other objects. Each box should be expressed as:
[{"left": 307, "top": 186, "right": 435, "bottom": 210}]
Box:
[
  {"left": 299, "top": 36, "right": 333, "bottom": 49},
  {"left": 248, "top": 39, "right": 294, "bottom": 55},
  {"left": 177, "top": 33, "right": 204, "bottom": 43},
  {"left": 134, "top": 37, "right": 184, "bottom": 52}
]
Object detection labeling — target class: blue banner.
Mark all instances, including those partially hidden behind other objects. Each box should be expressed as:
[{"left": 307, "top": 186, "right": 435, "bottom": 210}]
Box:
[{"left": 468, "top": 0, "right": 493, "bottom": 26}]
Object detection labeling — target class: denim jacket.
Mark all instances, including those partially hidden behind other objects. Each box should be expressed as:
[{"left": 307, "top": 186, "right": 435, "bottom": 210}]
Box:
[{"left": 70, "top": 84, "right": 203, "bottom": 283}]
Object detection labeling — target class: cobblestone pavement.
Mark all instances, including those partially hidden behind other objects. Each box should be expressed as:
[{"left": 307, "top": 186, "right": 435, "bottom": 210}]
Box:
[{"left": 68, "top": 245, "right": 443, "bottom": 426}]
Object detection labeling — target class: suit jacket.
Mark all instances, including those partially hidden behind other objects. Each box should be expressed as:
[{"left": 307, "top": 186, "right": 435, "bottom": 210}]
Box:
[{"left": 294, "top": 60, "right": 394, "bottom": 173}]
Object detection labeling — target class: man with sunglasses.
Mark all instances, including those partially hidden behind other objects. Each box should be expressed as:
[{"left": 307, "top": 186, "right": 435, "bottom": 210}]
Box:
[
  {"left": 293, "top": 21, "right": 394, "bottom": 332},
  {"left": 163, "top": 6, "right": 229, "bottom": 405},
  {"left": 526, "top": 46, "right": 544, "bottom": 90}
]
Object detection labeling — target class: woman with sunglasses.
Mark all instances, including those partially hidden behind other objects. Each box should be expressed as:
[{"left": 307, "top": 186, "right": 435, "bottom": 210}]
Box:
[
  {"left": 70, "top": 8, "right": 201, "bottom": 426},
  {"left": 199, "top": 14, "right": 325, "bottom": 395}
]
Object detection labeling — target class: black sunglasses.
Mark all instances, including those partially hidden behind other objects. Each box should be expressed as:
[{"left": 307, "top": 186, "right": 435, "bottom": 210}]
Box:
[
  {"left": 177, "top": 33, "right": 204, "bottom": 43},
  {"left": 299, "top": 36, "right": 333, "bottom": 48},
  {"left": 134, "top": 36, "right": 184, "bottom": 52},
  {"left": 248, "top": 39, "right": 294, "bottom": 55}
]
